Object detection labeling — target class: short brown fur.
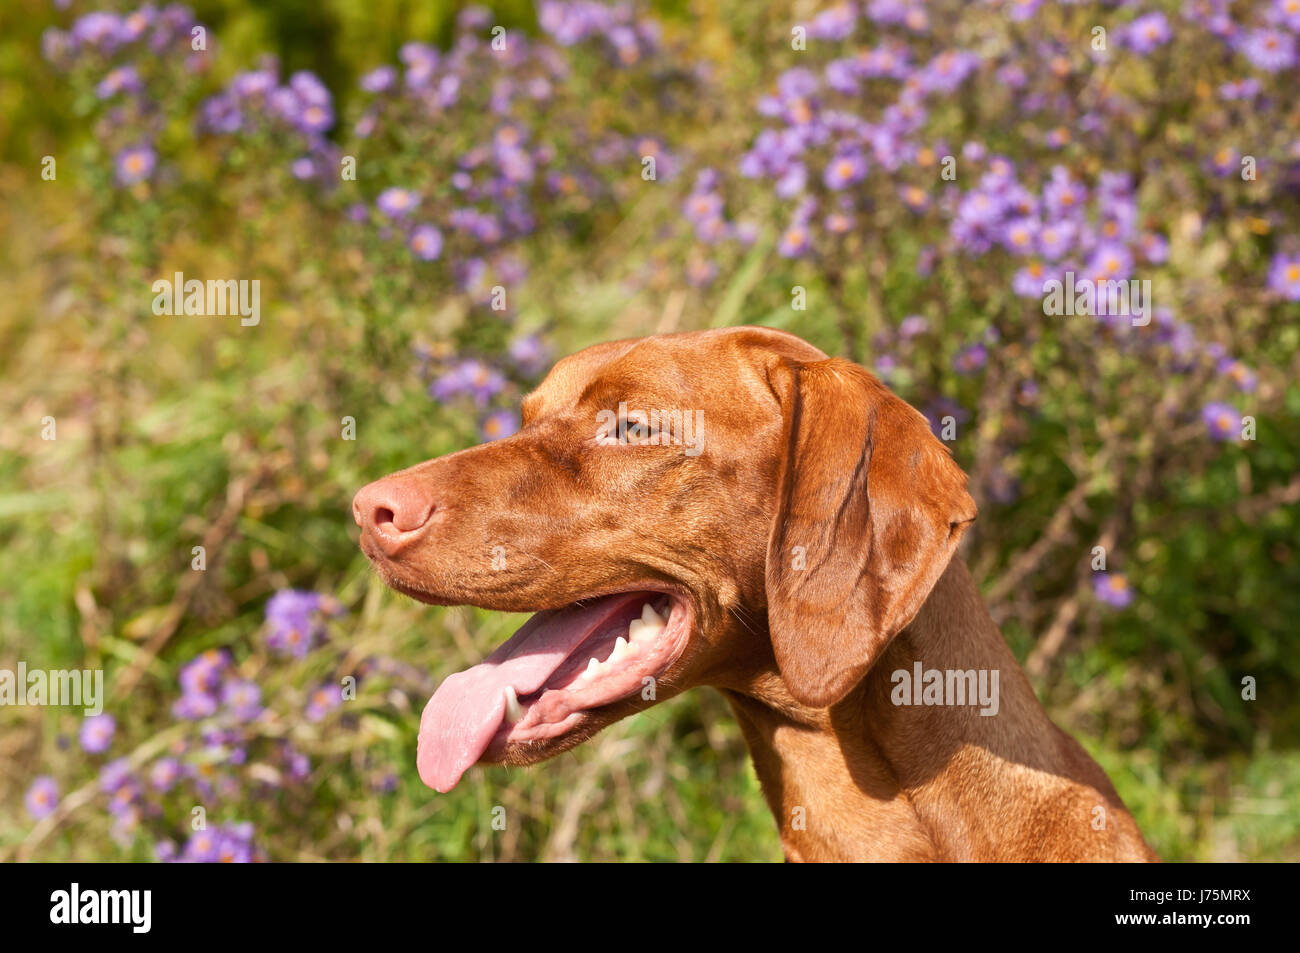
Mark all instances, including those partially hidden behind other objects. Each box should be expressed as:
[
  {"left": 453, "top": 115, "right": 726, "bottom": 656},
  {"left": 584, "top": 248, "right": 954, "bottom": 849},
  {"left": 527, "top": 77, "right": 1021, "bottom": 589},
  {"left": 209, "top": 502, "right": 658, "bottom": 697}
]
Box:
[{"left": 354, "top": 327, "right": 1157, "bottom": 862}]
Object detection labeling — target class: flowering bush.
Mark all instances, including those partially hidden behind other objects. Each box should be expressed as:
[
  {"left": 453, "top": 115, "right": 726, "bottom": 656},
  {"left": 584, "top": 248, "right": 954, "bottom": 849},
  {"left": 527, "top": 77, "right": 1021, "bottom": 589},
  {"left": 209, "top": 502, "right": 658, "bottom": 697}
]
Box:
[{"left": 3, "top": 0, "right": 1299, "bottom": 861}]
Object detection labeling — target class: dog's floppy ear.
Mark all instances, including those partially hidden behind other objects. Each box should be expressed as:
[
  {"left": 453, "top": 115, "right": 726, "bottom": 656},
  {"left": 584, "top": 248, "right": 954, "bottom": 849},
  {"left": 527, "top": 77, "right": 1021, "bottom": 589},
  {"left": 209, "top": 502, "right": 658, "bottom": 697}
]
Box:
[{"left": 765, "top": 358, "right": 977, "bottom": 708}]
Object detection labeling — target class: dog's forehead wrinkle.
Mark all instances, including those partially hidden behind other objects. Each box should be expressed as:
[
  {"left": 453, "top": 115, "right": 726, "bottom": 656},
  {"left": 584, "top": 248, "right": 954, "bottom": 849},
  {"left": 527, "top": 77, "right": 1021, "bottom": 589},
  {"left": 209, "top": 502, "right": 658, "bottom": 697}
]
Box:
[
  {"left": 525, "top": 338, "right": 643, "bottom": 418},
  {"left": 535, "top": 328, "right": 805, "bottom": 416}
]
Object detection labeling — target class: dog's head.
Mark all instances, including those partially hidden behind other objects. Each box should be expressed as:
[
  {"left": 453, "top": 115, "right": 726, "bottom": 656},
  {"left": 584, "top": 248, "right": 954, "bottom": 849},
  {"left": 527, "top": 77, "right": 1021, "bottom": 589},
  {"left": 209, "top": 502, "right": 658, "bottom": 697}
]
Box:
[{"left": 353, "top": 327, "right": 975, "bottom": 791}]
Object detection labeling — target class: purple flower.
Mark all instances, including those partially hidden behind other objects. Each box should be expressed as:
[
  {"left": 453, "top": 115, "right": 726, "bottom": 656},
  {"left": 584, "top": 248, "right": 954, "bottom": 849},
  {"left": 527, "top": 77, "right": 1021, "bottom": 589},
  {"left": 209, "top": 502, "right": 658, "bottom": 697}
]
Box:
[
  {"left": 1097, "top": 171, "right": 1134, "bottom": 200},
  {"left": 1093, "top": 573, "right": 1135, "bottom": 609},
  {"left": 297, "top": 102, "right": 334, "bottom": 134},
  {"left": 360, "top": 65, "right": 397, "bottom": 93},
  {"left": 266, "top": 589, "right": 327, "bottom": 658},
  {"left": 222, "top": 679, "right": 263, "bottom": 721},
  {"left": 42, "top": 28, "right": 73, "bottom": 64},
  {"left": 305, "top": 684, "right": 342, "bottom": 722},
  {"left": 778, "top": 223, "right": 813, "bottom": 258},
  {"left": 899, "top": 184, "right": 930, "bottom": 212},
  {"left": 1001, "top": 217, "right": 1039, "bottom": 255},
  {"left": 211, "top": 827, "right": 255, "bottom": 864},
  {"left": 25, "top": 777, "right": 59, "bottom": 819},
  {"left": 290, "top": 71, "right": 330, "bottom": 107},
  {"left": 115, "top": 806, "right": 144, "bottom": 842},
  {"left": 917, "top": 50, "right": 979, "bottom": 94},
  {"left": 429, "top": 359, "right": 506, "bottom": 406},
  {"left": 481, "top": 409, "right": 520, "bottom": 442},
  {"left": 114, "top": 145, "right": 156, "bottom": 186},
  {"left": 776, "top": 66, "right": 819, "bottom": 103},
  {"left": 807, "top": 3, "right": 858, "bottom": 40},
  {"left": 1037, "top": 221, "right": 1076, "bottom": 260},
  {"left": 1043, "top": 167, "right": 1086, "bottom": 217},
  {"left": 1098, "top": 202, "right": 1138, "bottom": 243},
  {"left": 1084, "top": 243, "right": 1134, "bottom": 286},
  {"left": 1006, "top": 0, "right": 1041, "bottom": 23},
  {"left": 1139, "top": 232, "right": 1169, "bottom": 264},
  {"left": 1202, "top": 402, "right": 1240, "bottom": 441},
  {"left": 496, "top": 145, "right": 535, "bottom": 184},
  {"left": 172, "top": 690, "right": 218, "bottom": 720},
  {"left": 408, "top": 225, "right": 444, "bottom": 261},
  {"left": 458, "top": 5, "right": 493, "bottom": 32},
  {"left": 1273, "top": 0, "right": 1300, "bottom": 30},
  {"left": 686, "top": 257, "right": 719, "bottom": 286},
  {"left": 448, "top": 208, "right": 503, "bottom": 244},
  {"left": 149, "top": 758, "right": 181, "bottom": 792},
  {"left": 1268, "top": 253, "right": 1300, "bottom": 300},
  {"left": 96, "top": 66, "right": 142, "bottom": 99},
  {"left": 181, "top": 828, "right": 220, "bottom": 863},
  {"left": 775, "top": 163, "right": 808, "bottom": 199},
  {"left": 916, "top": 246, "right": 937, "bottom": 276},
  {"left": 291, "top": 157, "right": 316, "bottom": 180},
  {"left": 267, "top": 87, "right": 298, "bottom": 121},
  {"left": 1125, "top": 13, "right": 1171, "bottom": 54},
  {"left": 455, "top": 257, "right": 490, "bottom": 293},
  {"left": 1240, "top": 28, "right": 1296, "bottom": 72},
  {"left": 825, "top": 58, "right": 861, "bottom": 94},
  {"left": 107, "top": 779, "right": 140, "bottom": 818},
  {"left": 824, "top": 208, "right": 855, "bottom": 234},
  {"left": 199, "top": 94, "right": 243, "bottom": 134},
  {"left": 376, "top": 187, "right": 419, "bottom": 218},
  {"left": 400, "top": 41, "right": 439, "bottom": 68},
  {"left": 1012, "top": 261, "right": 1052, "bottom": 298},
  {"left": 508, "top": 335, "right": 551, "bottom": 376},
  {"left": 231, "top": 69, "right": 276, "bottom": 98},
  {"left": 953, "top": 343, "right": 988, "bottom": 375},
  {"left": 823, "top": 153, "right": 867, "bottom": 190},
  {"left": 463, "top": 360, "right": 506, "bottom": 405},
  {"left": 898, "top": 315, "right": 929, "bottom": 339},
  {"left": 924, "top": 398, "right": 969, "bottom": 437},
  {"left": 1219, "top": 78, "right": 1261, "bottom": 101},
  {"left": 857, "top": 42, "right": 911, "bottom": 79},
  {"left": 956, "top": 189, "right": 1005, "bottom": 227},
  {"left": 285, "top": 747, "right": 311, "bottom": 781},
  {"left": 683, "top": 191, "right": 724, "bottom": 225},
  {"left": 79, "top": 713, "right": 116, "bottom": 754},
  {"left": 179, "top": 649, "right": 229, "bottom": 696},
  {"left": 1218, "top": 359, "right": 1258, "bottom": 393},
  {"left": 71, "top": 11, "right": 125, "bottom": 48},
  {"left": 99, "top": 758, "right": 134, "bottom": 795}
]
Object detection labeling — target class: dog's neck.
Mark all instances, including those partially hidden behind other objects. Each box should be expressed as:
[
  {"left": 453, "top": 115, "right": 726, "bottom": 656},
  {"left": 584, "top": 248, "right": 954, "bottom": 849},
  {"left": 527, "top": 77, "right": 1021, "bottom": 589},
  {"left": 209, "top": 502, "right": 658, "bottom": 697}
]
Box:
[{"left": 723, "top": 558, "right": 1153, "bottom": 861}]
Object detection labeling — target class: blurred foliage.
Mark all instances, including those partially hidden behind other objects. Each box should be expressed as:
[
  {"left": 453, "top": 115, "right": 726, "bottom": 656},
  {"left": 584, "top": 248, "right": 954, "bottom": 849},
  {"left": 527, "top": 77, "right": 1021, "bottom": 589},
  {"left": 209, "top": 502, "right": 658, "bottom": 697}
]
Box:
[{"left": 1, "top": 0, "right": 1299, "bottom": 862}]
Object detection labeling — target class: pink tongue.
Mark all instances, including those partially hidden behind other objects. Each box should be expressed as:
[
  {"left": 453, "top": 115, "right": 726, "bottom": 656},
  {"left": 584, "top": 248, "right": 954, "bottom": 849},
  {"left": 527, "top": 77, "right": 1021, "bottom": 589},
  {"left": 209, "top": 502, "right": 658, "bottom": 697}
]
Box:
[{"left": 417, "top": 591, "right": 646, "bottom": 792}]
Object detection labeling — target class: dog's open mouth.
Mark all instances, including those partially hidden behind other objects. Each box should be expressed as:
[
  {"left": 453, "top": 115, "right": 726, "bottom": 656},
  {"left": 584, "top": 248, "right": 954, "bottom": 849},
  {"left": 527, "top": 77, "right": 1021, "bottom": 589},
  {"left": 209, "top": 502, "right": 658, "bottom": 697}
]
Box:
[{"left": 417, "top": 589, "right": 689, "bottom": 792}]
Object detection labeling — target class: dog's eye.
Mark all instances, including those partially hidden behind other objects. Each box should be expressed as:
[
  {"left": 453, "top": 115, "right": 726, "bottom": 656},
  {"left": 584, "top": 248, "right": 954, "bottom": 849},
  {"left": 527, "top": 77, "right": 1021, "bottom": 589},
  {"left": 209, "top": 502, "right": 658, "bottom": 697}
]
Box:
[{"left": 619, "top": 418, "right": 658, "bottom": 440}]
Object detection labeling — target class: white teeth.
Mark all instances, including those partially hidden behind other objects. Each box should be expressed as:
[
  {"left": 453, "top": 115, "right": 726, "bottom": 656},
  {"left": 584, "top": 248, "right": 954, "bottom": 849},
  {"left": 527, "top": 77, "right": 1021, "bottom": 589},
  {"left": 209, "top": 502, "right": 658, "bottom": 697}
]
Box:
[
  {"left": 570, "top": 605, "right": 669, "bottom": 690},
  {"left": 504, "top": 686, "right": 523, "bottom": 722},
  {"left": 629, "top": 604, "right": 666, "bottom": 645}
]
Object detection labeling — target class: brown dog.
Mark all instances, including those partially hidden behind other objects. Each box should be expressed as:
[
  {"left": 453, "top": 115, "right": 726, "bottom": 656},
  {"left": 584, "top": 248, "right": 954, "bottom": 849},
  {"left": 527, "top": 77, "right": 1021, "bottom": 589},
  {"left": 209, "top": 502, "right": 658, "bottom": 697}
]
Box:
[{"left": 353, "top": 326, "right": 1156, "bottom": 861}]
